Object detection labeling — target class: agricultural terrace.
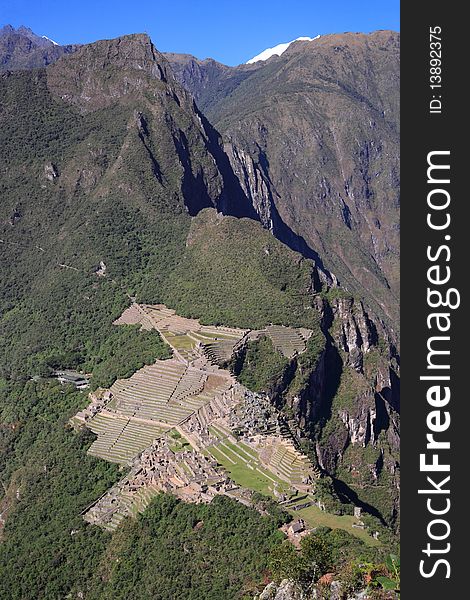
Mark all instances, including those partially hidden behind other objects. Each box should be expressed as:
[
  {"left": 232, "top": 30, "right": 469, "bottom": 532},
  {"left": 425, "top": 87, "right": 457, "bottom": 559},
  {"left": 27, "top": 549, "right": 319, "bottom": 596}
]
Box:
[
  {"left": 115, "top": 303, "right": 248, "bottom": 365},
  {"left": 206, "top": 423, "right": 290, "bottom": 497},
  {"left": 74, "top": 304, "right": 350, "bottom": 535},
  {"left": 285, "top": 498, "right": 381, "bottom": 547},
  {"left": 258, "top": 325, "right": 312, "bottom": 359}
]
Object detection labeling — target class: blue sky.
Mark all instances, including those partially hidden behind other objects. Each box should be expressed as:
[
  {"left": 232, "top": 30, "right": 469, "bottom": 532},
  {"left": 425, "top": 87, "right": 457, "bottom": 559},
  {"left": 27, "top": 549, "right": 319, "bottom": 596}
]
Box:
[{"left": 1, "top": 0, "right": 399, "bottom": 65}]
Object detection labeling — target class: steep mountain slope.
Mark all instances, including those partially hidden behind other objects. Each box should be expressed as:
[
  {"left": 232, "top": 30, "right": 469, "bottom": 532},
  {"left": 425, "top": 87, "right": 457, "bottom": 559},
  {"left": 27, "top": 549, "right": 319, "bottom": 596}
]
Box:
[
  {"left": 0, "top": 33, "right": 307, "bottom": 596},
  {"left": 0, "top": 33, "right": 320, "bottom": 377},
  {"left": 169, "top": 31, "right": 400, "bottom": 331},
  {"left": 0, "top": 33, "right": 225, "bottom": 376},
  {"left": 0, "top": 31, "right": 400, "bottom": 596},
  {"left": 164, "top": 51, "right": 260, "bottom": 115},
  {"left": 0, "top": 24, "right": 77, "bottom": 70}
]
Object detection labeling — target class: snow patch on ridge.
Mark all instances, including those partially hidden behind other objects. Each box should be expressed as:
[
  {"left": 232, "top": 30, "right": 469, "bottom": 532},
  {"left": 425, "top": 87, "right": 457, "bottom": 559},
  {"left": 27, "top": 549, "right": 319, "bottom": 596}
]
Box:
[
  {"left": 42, "top": 35, "right": 58, "bottom": 46},
  {"left": 246, "top": 35, "right": 320, "bottom": 64}
]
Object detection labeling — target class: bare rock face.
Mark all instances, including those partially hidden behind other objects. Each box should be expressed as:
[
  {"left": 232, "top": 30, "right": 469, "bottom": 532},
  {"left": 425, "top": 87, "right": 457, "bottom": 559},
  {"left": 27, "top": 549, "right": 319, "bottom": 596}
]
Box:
[
  {"left": 257, "top": 580, "right": 304, "bottom": 600},
  {"left": 284, "top": 293, "right": 400, "bottom": 523},
  {"left": 339, "top": 394, "right": 375, "bottom": 447},
  {"left": 46, "top": 34, "right": 176, "bottom": 112},
  {"left": 287, "top": 346, "right": 328, "bottom": 434},
  {"left": 166, "top": 36, "right": 401, "bottom": 526},
  {"left": 44, "top": 162, "right": 58, "bottom": 181},
  {"left": 331, "top": 297, "right": 378, "bottom": 373},
  {"left": 255, "top": 579, "right": 390, "bottom": 600},
  {"left": 224, "top": 142, "right": 274, "bottom": 230},
  {"left": 170, "top": 32, "right": 400, "bottom": 331},
  {"left": 33, "top": 34, "right": 243, "bottom": 217},
  {"left": 0, "top": 25, "right": 78, "bottom": 71}
]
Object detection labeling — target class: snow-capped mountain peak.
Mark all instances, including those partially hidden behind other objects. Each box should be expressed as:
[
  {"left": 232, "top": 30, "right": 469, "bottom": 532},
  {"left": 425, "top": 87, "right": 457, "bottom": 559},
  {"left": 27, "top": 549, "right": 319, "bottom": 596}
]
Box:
[
  {"left": 42, "top": 35, "right": 58, "bottom": 46},
  {"left": 246, "top": 35, "right": 319, "bottom": 64}
]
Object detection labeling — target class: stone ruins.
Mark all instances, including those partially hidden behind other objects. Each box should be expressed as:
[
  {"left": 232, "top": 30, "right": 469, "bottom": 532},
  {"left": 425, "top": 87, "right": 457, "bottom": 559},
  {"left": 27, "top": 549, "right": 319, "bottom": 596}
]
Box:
[{"left": 72, "top": 303, "right": 319, "bottom": 530}]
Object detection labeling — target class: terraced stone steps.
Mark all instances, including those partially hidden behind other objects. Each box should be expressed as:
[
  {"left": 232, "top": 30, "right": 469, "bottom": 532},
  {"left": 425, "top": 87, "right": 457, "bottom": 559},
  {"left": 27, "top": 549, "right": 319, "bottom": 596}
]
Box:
[
  {"left": 264, "top": 325, "right": 308, "bottom": 358},
  {"left": 267, "top": 445, "right": 315, "bottom": 483},
  {"left": 207, "top": 440, "right": 287, "bottom": 492},
  {"left": 113, "top": 304, "right": 154, "bottom": 330},
  {"left": 128, "top": 485, "right": 161, "bottom": 517},
  {"left": 92, "top": 481, "right": 170, "bottom": 532},
  {"left": 108, "top": 362, "right": 211, "bottom": 424},
  {"left": 79, "top": 304, "right": 319, "bottom": 531},
  {"left": 141, "top": 305, "right": 200, "bottom": 334},
  {"left": 202, "top": 340, "right": 240, "bottom": 365},
  {"left": 170, "top": 369, "right": 207, "bottom": 403},
  {"left": 87, "top": 413, "right": 165, "bottom": 465}
]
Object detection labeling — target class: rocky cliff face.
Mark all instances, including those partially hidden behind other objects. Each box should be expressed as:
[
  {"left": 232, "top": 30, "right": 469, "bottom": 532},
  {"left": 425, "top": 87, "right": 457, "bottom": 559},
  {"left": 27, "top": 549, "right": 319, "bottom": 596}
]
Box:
[
  {"left": 170, "top": 32, "right": 399, "bottom": 522},
  {"left": 47, "top": 34, "right": 174, "bottom": 111},
  {"left": 1, "top": 29, "right": 400, "bottom": 530},
  {"left": 41, "top": 34, "right": 246, "bottom": 217},
  {"left": 262, "top": 292, "right": 399, "bottom": 525},
  {"left": 170, "top": 32, "right": 400, "bottom": 332},
  {"left": 316, "top": 295, "right": 399, "bottom": 525},
  {"left": 0, "top": 24, "right": 77, "bottom": 71},
  {"left": 168, "top": 38, "right": 401, "bottom": 518},
  {"left": 165, "top": 52, "right": 259, "bottom": 114},
  {"left": 256, "top": 578, "right": 397, "bottom": 600}
]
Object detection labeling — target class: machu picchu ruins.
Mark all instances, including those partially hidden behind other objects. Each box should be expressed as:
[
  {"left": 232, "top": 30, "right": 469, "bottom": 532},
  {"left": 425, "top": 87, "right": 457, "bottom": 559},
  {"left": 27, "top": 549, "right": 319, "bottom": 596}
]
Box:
[{"left": 72, "top": 303, "right": 320, "bottom": 530}]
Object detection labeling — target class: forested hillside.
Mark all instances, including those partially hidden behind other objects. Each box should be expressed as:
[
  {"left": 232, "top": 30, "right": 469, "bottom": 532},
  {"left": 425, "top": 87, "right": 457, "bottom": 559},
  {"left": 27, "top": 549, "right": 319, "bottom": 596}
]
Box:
[{"left": 0, "top": 30, "right": 400, "bottom": 599}]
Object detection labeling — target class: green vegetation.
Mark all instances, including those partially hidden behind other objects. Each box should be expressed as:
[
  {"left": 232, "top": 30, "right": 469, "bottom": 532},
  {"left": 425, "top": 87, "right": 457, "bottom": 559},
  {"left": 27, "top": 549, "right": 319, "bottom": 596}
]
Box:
[
  {"left": 0, "top": 381, "right": 121, "bottom": 599},
  {"left": 0, "top": 42, "right": 399, "bottom": 596},
  {"left": 0, "top": 68, "right": 326, "bottom": 597},
  {"left": 330, "top": 366, "right": 371, "bottom": 412},
  {"left": 164, "top": 209, "right": 321, "bottom": 330},
  {"left": 269, "top": 528, "right": 394, "bottom": 596},
  {"left": 234, "top": 336, "right": 290, "bottom": 393},
  {"left": 339, "top": 553, "right": 400, "bottom": 597},
  {"left": 205, "top": 31, "right": 401, "bottom": 329},
  {"left": 269, "top": 531, "right": 333, "bottom": 585},
  {"left": 208, "top": 443, "right": 288, "bottom": 497},
  {"left": 0, "top": 380, "right": 286, "bottom": 598},
  {"left": 250, "top": 492, "right": 292, "bottom": 527},
  {"left": 87, "top": 325, "right": 171, "bottom": 389},
  {"left": 309, "top": 475, "right": 354, "bottom": 517},
  {"left": 168, "top": 430, "right": 191, "bottom": 453},
  {"left": 289, "top": 503, "right": 379, "bottom": 546},
  {"left": 287, "top": 330, "right": 326, "bottom": 397},
  {"left": 322, "top": 286, "right": 354, "bottom": 303},
  {"left": 0, "top": 72, "right": 321, "bottom": 380},
  {"left": 85, "top": 494, "right": 285, "bottom": 600},
  {"left": 335, "top": 433, "right": 399, "bottom": 531}
]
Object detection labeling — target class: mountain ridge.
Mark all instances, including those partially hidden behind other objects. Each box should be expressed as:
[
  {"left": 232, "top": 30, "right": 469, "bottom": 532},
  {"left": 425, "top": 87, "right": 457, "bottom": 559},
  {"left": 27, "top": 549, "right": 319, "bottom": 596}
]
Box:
[
  {"left": 167, "top": 30, "right": 400, "bottom": 330},
  {"left": 0, "top": 23, "right": 77, "bottom": 70},
  {"left": 246, "top": 35, "right": 318, "bottom": 64},
  {"left": 0, "top": 29, "right": 400, "bottom": 598}
]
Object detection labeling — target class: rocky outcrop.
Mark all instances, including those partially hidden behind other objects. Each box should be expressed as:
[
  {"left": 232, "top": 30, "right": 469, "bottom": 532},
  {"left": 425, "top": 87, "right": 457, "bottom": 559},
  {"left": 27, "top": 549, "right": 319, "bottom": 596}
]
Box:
[
  {"left": 331, "top": 298, "right": 378, "bottom": 373},
  {"left": 255, "top": 579, "right": 394, "bottom": 600},
  {"left": 338, "top": 394, "right": 375, "bottom": 447},
  {"left": 272, "top": 293, "right": 400, "bottom": 523},
  {"left": 0, "top": 25, "right": 78, "bottom": 71},
  {"left": 224, "top": 140, "right": 335, "bottom": 287},
  {"left": 257, "top": 580, "right": 304, "bottom": 600},
  {"left": 224, "top": 142, "right": 275, "bottom": 230},
  {"left": 46, "top": 34, "right": 176, "bottom": 112},
  {"left": 44, "top": 162, "right": 59, "bottom": 181},
  {"left": 286, "top": 347, "right": 327, "bottom": 435},
  {"left": 171, "top": 32, "right": 400, "bottom": 331},
  {"left": 166, "top": 38, "right": 401, "bottom": 521}
]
